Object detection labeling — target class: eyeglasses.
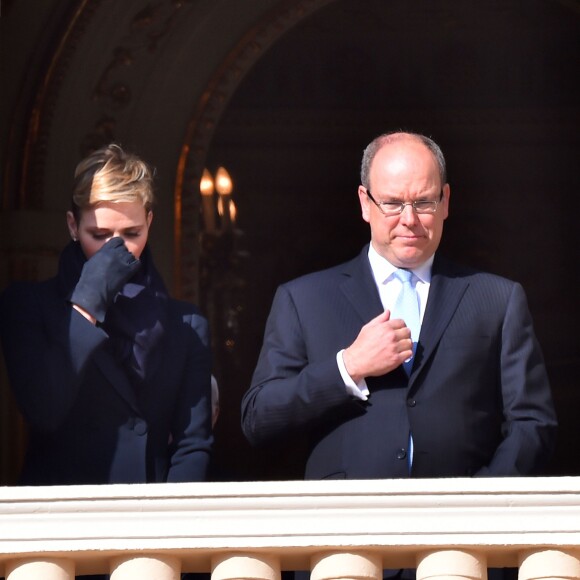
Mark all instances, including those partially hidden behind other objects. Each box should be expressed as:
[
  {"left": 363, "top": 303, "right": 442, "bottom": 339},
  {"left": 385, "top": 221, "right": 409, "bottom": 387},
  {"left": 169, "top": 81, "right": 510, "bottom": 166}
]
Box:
[{"left": 366, "top": 189, "right": 444, "bottom": 216}]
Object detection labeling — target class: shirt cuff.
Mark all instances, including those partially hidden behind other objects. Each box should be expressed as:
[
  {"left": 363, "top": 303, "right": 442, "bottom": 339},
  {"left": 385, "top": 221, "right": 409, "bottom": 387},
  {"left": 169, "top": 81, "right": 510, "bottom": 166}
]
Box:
[{"left": 336, "top": 350, "right": 369, "bottom": 401}]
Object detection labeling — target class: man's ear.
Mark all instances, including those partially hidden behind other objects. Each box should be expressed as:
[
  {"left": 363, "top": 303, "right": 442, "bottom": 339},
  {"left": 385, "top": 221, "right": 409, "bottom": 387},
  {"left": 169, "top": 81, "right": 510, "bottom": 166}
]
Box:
[
  {"left": 358, "top": 186, "right": 371, "bottom": 224},
  {"left": 442, "top": 183, "right": 450, "bottom": 220},
  {"left": 146, "top": 210, "right": 154, "bottom": 228}
]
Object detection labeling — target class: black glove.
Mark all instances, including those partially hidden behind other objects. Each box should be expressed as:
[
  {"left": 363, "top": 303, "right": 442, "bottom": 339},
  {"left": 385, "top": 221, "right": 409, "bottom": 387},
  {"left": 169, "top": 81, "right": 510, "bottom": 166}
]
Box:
[{"left": 69, "top": 237, "right": 141, "bottom": 322}]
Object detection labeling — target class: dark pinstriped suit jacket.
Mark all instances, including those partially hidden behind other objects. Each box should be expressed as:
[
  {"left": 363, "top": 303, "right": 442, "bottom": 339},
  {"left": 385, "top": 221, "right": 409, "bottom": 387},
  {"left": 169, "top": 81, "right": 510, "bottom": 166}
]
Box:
[{"left": 242, "top": 246, "right": 557, "bottom": 479}]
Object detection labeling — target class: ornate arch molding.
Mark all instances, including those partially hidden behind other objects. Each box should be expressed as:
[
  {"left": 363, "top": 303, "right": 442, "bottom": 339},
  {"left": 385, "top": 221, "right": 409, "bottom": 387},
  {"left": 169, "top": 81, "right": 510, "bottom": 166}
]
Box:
[
  {"left": 175, "top": 0, "right": 336, "bottom": 301},
  {"left": 10, "top": 0, "right": 205, "bottom": 210},
  {"left": 4, "top": 0, "right": 101, "bottom": 210}
]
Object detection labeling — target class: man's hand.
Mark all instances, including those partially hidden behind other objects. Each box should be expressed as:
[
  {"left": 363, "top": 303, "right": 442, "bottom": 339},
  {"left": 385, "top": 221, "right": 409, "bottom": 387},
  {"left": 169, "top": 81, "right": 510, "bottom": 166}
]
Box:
[{"left": 342, "top": 310, "right": 412, "bottom": 383}]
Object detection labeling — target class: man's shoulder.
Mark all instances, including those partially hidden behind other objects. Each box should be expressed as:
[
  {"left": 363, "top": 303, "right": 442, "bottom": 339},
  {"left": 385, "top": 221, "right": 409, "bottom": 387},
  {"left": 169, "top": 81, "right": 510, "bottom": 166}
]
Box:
[
  {"left": 434, "top": 255, "right": 521, "bottom": 292},
  {"left": 282, "top": 250, "right": 366, "bottom": 291}
]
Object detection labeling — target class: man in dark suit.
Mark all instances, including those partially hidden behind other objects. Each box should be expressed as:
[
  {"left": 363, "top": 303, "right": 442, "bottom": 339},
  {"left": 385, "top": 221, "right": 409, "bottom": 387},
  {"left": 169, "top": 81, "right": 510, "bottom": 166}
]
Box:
[{"left": 241, "top": 131, "right": 557, "bottom": 578}]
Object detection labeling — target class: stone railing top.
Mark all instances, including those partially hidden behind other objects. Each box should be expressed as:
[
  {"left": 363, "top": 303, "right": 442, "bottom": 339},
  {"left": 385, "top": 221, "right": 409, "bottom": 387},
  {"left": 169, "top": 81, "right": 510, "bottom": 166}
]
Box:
[{"left": 1, "top": 476, "right": 580, "bottom": 570}]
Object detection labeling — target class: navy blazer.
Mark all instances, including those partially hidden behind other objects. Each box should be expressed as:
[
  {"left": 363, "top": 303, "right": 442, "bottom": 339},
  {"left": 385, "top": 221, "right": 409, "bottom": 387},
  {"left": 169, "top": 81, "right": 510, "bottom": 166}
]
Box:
[
  {"left": 0, "top": 276, "right": 212, "bottom": 485},
  {"left": 242, "top": 247, "right": 557, "bottom": 479}
]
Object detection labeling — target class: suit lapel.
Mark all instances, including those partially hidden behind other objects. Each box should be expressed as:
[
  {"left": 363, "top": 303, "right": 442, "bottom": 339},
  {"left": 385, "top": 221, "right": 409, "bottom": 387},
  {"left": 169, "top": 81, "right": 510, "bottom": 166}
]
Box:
[
  {"left": 410, "top": 256, "right": 470, "bottom": 383},
  {"left": 339, "top": 246, "right": 384, "bottom": 324}
]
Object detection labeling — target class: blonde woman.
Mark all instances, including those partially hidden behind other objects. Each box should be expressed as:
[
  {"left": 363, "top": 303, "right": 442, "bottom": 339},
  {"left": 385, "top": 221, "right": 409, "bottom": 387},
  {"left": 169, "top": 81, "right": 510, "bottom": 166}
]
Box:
[{"left": 1, "top": 144, "right": 212, "bottom": 485}]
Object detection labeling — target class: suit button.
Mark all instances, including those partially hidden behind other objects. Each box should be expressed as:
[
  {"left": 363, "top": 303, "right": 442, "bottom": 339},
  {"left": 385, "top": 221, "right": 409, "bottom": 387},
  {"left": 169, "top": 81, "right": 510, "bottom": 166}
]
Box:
[
  {"left": 396, "top": 449, "right": 407, "bottom": 460},
  {"left": 134, "top": 420, "right": 148, "bottom": 436},
  {"left": 407, "top": 398, "right": 416, "bottom": 407}
]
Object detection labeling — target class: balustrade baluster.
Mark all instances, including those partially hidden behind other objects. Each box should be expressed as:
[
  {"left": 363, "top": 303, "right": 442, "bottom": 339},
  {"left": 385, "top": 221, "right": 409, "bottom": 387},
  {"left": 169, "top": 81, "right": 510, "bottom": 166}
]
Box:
[
  {"left": 110, "top": 555, "right": 180, "bottom": 580},
  {"left": 6, "top": 558, "right": 74, "bottom": 580},
  {"left": 212, "top": 553, "right": 280, "bottom": 580},
  {"left": 310, "top": 551, "right": 382, "bottom": 580},
  {"left": 519, "top": 549, "right": 580, "bottom": 580},
  {"left": 416, "top": 549, "right": 486, "bottom": 580}
]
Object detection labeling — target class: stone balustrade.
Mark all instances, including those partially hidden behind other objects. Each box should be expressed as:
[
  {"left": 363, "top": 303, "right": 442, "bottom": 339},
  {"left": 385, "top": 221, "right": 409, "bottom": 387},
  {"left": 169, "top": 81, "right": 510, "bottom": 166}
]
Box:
[{"left": 1, "top": 477, "right": 580, "bottom": 579}]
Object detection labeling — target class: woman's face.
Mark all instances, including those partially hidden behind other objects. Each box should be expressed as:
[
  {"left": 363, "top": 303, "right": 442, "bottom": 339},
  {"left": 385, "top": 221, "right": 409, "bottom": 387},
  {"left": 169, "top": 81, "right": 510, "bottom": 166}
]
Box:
[{"left": 67, "top": 201, "right": 153, "bottom": 260}]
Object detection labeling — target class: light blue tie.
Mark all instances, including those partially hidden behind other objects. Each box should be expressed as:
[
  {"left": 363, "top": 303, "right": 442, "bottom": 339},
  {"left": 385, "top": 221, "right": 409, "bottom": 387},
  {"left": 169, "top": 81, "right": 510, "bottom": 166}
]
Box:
[
  {"left": 392, "top": 268, "right": 420, "bottom": 375},
  {"left": 392, "top": 268, "right": 420, "bottom": 474}
]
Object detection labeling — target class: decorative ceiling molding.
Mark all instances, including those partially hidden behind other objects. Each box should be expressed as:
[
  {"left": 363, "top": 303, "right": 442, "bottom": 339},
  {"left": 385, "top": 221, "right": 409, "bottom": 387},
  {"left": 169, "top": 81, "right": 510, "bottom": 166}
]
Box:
[
  {"left": 12, "top": 0, "right": 101, "bottom": 210},
  {"left": 83, "top": 0, "right": 200, "bottom": 155},
  {"left": 13, "top": 0, "right": 200, "bottom": 210}
]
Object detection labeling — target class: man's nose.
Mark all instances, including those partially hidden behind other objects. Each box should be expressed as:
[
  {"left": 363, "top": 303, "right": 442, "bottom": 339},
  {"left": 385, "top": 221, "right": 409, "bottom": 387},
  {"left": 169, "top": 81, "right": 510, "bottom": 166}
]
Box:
[{"left": 399, "top": 203, "right": 419, "bottom": 225}]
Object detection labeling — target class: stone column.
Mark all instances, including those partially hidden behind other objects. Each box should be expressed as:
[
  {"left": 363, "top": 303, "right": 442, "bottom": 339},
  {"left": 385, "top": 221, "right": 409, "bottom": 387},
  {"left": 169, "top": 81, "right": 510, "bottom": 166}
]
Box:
[
  {"left": 110, "top": 555, "right": 180, "bottom": 580},
  {"left": 416, "top": 549, "right": 486, "bottom": 580},
  {"left": 310, "top": 551, "right": 382, "bottom": 580},
  {"left": 212, "top": 553, "right": 280, "bottom": 580},
  {"left": 519, "top": 549, "right": 580, "bottom": 580},
  {"left": 6, "top": 558, "right": 74, "bottom": 580}
]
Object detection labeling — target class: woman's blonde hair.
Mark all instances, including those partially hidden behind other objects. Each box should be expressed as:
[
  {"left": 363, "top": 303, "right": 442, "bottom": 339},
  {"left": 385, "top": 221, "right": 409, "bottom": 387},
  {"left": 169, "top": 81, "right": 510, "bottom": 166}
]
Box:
[{"left": 71, "top": 144, "right": 154, "bottom": 219}]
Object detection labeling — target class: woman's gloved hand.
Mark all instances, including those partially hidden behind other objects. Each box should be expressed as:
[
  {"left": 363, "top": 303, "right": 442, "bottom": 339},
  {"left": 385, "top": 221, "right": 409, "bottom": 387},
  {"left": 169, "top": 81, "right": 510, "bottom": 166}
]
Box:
[{"left": 69, "top": 237, "right": 141, "bottom": 322}]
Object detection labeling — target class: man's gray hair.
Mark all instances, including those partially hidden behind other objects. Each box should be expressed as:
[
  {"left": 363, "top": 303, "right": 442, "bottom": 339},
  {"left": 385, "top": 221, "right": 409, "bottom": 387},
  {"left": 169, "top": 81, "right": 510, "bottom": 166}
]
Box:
[{"left": 360, "top": 131, "right": 447, "bottom": 189}]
